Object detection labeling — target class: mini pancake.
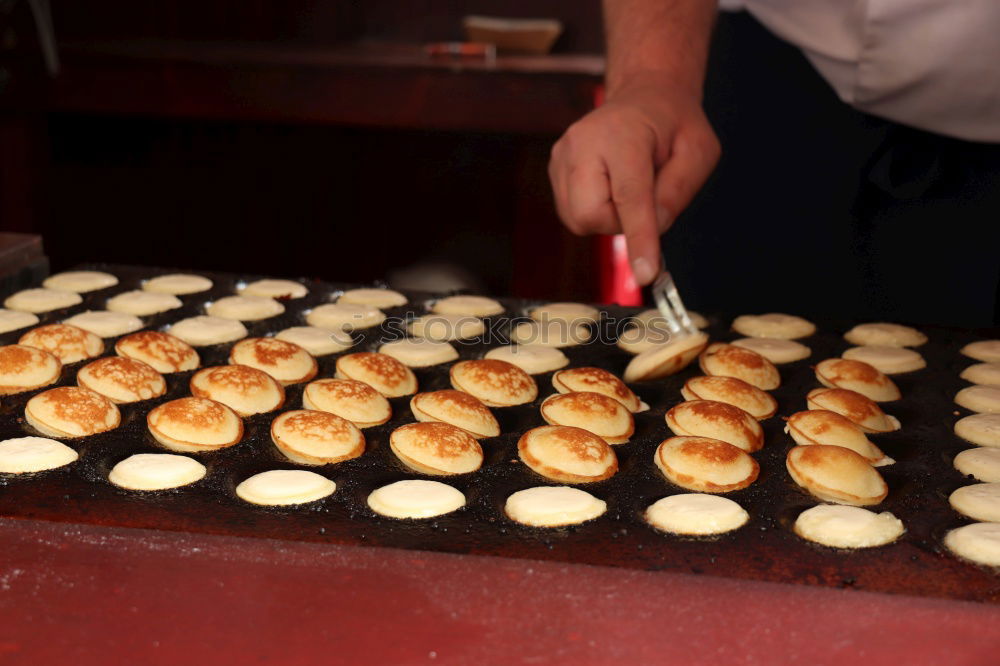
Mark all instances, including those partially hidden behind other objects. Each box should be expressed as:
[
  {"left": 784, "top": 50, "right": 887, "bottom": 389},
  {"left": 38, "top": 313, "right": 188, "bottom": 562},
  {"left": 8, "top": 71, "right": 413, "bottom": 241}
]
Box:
[
  {"left": 949, "top": 483, "right": 1000, "bottom": 522},
  {"left": 786, "top": 445, "right": 888, "bottom": 506},
  {"left": 206, "top": 295, "right": 284, "bottom": 321},
  {"left": 630, "top": 308, "right": 708, "bottom": 330},
  {"left": 106, "top": 290, "right": 182, "bottom": 316},
  {"left": 143, "top": 273, "right": 213, "bottom": 295},
  {"left": 654, "top": 436, "right": 758, "bottom": 493},
  {"left": 731, "top": 313, "right": 816, "bottom": 339},
  {"left": 450, "top": 359, "right": 537, "bottom": 407},
  {"left": 645, "top": 494, "right": 749, "bottom": 535},
  {"left": 682, "top": 375, "right": 778, "bottom": 420},
  {"left": 109, "top": 453, "right": 207, "bottom": 490},
  {"left": 793, "top": 505, "right": 904, "bottom": 549},
  {"left": 665, "top": 400, "right": 763, "bottom": 452},
  {"left": 529, "top": 302, "right": 600, "bottom": 324},
  {"left": 229, "top": 337, "right": 318, "bottom": 385},
  {"left": 77, "top": 356, "right": 166, "bottom": 404},
  {"left": 337, "top": 288, "right": 407, "bottom": 308},
  {"left": 517, "top": 425, "right": 617, "bottom": 483},
  {"left": 389, "top": 421, "right": 483, "bottom": 475},
  {"left": 238, "top": 278, "right": 307, "bottom": 299},
  {"left": 843, "top": 322, "right": 927, "bottom": 348},
  {"left": 307, "top": 303, "right": 385, "bottom": 330},
  {"left": 961, "top": 362, "right": 1000, "bottom": 387},
  {"left": 147, "top": 397, "right": 243, "bottom": 452},
  {"left": 408, "top": 313, "right": 484, "bottom": 341},
  {"left": 622, "top": 332, "right": 709, "bottom": 383},
  {"left": 944, "top": 523, "right": 1000, "bottom": 567},
  {"left": 4, "top": 288, "right": 82, "bottom": 313},
  {"left": 275, "top": 326, "right": 353, "bottom": 356},
  {"left": 540, "top": 392, "right": 635, "bottom": 445},
  {"left": 815, "top": 358, "right": 900, "bottom": 402},
  {"left": 699, "top": 343, "right": 780, "bottom": 390},
  {"left": 8, "top": 329, "right": 82, "bottom": 365},
  {"left": 63, "top": 311, "right": 143, "bottom": 338},
  {"left": 484, "top": 344, "right": 569, "bottom": 375},
  {"left": 379, "top": 338, "right": 459, "bottom": 368},
  {"left": 955, "top": 385, "right": 1000, "bottom": 414},
  {"left": 954, "top": 414, "right": 1000, "bottom": 448},
  {"left": 505, "top": 486, "right": 607, "bottom": 527},
  {"left": 0, "top": 309, "right": 39, "bottom": 334},
  {"left": 961, "top": 340, "right": 1000, "bottom": 363},
  {"left": 302, "top": 378, "right": 391, "bottom": 428},
  {"left": 168, "top": 315, "right": 247, "bottom": 346},
  {"left": 190, "top": 364, "right": 285, "bottom": 416},
  {"left": 410, "top": 389, "right": 500, "bottom": 439},
  {"left": 236, "top": 470, "right": 335, "bottom": 506},
  {"left": 616, "top": 322, "right": 674, "bottom": 355},
  {"left": 552, "top": 366, "right": 643, "bottom": 413},
  {"left": 784, "top": 410, "right": 892, "bottom": 466},
  {"left": 954, "top": 448, "right": 1000, "bottom": 483},
  {"left": 731, "top": 337, "right": 811, "bottom": 364},
  {"left": 367, "top": 480, "right": 466, "bottom": 519},
  {"left": 0, "top": 436, "right": 78, "bottom": 473},
  {"left": 43, "top": 270, "right": 118, "bottom": 293},
  {"left": 335, "top": 352, "right": 417, "bottom": 398},
  {"left": 806, "top": 387, "right": 900, "bottom": 433},
  {"left": 511, "top": 320, "right": 590, "bottom": 348},
  {"left": 431, "top": 295, "right": 504, "bottom": 317},
  {"left": 0, "top": 344, "right": 61, "bottom": 394},
  {"left": 115, "top": 331, "right": 200, "bottom": 373},
  {"left": 270, "top": 409, "right": 365, "bottom": 465},
  {"left": 25, "top": 386, "right": 121, "bottom": 438},
  {"left": 841, "top": 346, "right": 926, "bottom": 374}
]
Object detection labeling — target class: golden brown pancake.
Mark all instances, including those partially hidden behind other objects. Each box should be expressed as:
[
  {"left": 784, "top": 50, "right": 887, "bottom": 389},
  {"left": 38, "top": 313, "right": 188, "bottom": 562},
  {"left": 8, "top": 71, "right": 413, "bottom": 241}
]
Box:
[
  {"left": 270, "top": 409, "right": 365, "bottom": 465},
  {"left": 19, "top": 323, "right": 103, "bottom": 364},
  {"left": 786, "top": 445, "right": 888, "bottom": 506},
  {"left": 540, "top": 391, "right": 635, "bottom": 444},
  {"left": 389, "top": 421, "right": 483, "bottom": 475},
  {"left": 335, "top": 352, "right": 417, "bottom": 398},
  {"left": 190, "top": 364, "right": 285, "bottom": 416},
  {"left": 25, "top": 386, "right": 121, "bottom": 438},
  {"left": 805, "top": 387, "right": 900, "bottom": 433},
  {"left": 654, "top": 436, "right": 759, "bottom": 493},
  {"left": 302, "top": 378, "right": 391, "bottom": 428},
  {"left": 229, "top": 337, "right": 317, "bottom": 385},
  {"left": 77, "top": 356, "right": 166, "bottom": 404},
  {"left": 784, "top": 410, "right": 892, "bottom": 465},
  {"left": 0, "top": 344, "right": 61, "bottom": 395},
  {"left": 115, "top": 331, "right": 200, "bottom": 374},
  {"left": 815, "top": 358, "right": 901, "bottom": 402},
  {"left": 410, "top": 389, "right": 500, "bottom": 439},
  {"left": 147, "top": 396, "right": 243, "bottom": 452},
  {"left": 699, "top": 343, "right": 780, "bottom": 390},
  {"left": 622, "top": 332, "right": 709, "bottom": 382},
  {"left": 517, "top": 425, "right": 618, "bottom": 483},
  {"left": 552, "top": 366, "right": 643, "bottom": 413},
  {"left": 665, "top": 400, "right": 763, "bottom": 452},
  {"left": 449, "top": 359, "right": 537, "bottom": 407},
  {"left": 681, "top": 375, "right": 778, "bottom": 420}
]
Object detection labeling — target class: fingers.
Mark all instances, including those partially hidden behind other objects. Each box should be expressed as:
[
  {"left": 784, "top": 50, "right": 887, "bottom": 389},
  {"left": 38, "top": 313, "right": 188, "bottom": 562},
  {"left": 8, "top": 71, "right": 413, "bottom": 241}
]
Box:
[
  {"left": 653, "top": 127, "right": 721, "bottom": 227},
  {"left": 550, "top": 135, "right": 620, "bottom": 237},
  {"left": 605, "top": 143, "right": 660, "bottom": 285}
]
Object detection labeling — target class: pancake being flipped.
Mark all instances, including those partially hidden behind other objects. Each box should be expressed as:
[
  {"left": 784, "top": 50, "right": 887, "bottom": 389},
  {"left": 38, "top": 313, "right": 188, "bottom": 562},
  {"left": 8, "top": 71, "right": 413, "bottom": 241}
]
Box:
[
  {"left": 115, "top": 331, "right": 200, "bottom": 373},
  {"left": 699, "top": 343, "right": 780, "bottom": 390},
  {"left": 654, "top": 436, "right": 759, "bottom": 493},
  {"left": 552, "top": 366, "right": 644, "bottom": 413},
  {"left": 623, "top": 332, "right": 709, "bottom": 383},
  {"left": 270, "top": 409, "right": 365, "bottom": 465},
  {"left": 190, "top": 364, "right": 285, "bottom": 416},
  {"left": 25, "top": 386, "right": 121, "bottom": 438},
  {"left": 147, "top": 397, "right": 243, "bottom": 452},
  {"left": 805, "top": 387, "right": 900, "bottom": 433},
  {"left": 0, "top": 344, "right": 61, "bottom": 395},
  {"left": 43, "top": 270, "right": 118, "bottom": 293},
  {"left": 617, "top": 309, "right": 709, "bottom": 355},
  {"left": 450, "top": 359, "right": 537, "bottom": 407},
  {"left": 814, "top": 358, "right": 901, "bottom": 402},
  {"left": 540, "top": 392, "right": 634, "bottom": 445},
  {"left": 786, "top": 444, "right": 888, "bottom": 506},
  {"left": 302, "top": 378, "right": 392, "bottom": 428},
  {"left": 410, "top": 389, "right": 500, "bottom": 439},
  {"left": 389, "top": 421, "right": 483, "bottom": 476},
  {"left": 665, "top": 400, "right": 763, "bottom": 452},
  {"left": 19, "top": 323, "right": 103, "bottom": 364},
  {"left": 517, "top": 425, "right": 618, "bottom": 483},
  {"left": 681, "top": 375, "right": 778, "bottom": 420},
  {"left": 784, "top": 410, "right": 893, "bottom": 466},
  {"left": 229, "top": 337, "right": 317, "bottom": 385},
  {"left": 77, "top": 356, "right": 166, "bottom": 404},
  {"left": 335, "top": 352, "right": 417, "bottom": 398}
]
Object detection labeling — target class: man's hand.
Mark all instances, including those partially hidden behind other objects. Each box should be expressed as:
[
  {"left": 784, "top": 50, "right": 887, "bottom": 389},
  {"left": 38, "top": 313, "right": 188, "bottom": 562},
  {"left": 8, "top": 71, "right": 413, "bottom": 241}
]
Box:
[{"left": 549, "top": 75, "right": 720, "bottom": 286}]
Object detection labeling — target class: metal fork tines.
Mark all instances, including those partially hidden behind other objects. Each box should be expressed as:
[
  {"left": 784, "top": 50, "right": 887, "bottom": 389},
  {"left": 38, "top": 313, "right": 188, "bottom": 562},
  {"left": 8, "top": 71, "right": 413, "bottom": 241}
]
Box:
[{"left": 651, "top": 260, "right": 698, "bottom": 338}]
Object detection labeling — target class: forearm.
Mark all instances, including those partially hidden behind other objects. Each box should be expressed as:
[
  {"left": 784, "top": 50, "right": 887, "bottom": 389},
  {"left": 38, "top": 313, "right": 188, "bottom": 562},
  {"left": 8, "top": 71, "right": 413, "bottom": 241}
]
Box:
[{"left": 604, "top": 0, "right": 718, "bottom": 98}]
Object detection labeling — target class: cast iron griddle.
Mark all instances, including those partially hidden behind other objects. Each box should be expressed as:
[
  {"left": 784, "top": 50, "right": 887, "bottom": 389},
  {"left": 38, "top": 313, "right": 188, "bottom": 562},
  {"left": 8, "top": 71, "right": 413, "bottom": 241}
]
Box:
[{"left": 1, "top": 264, "right": 998, "bottom": 603}]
